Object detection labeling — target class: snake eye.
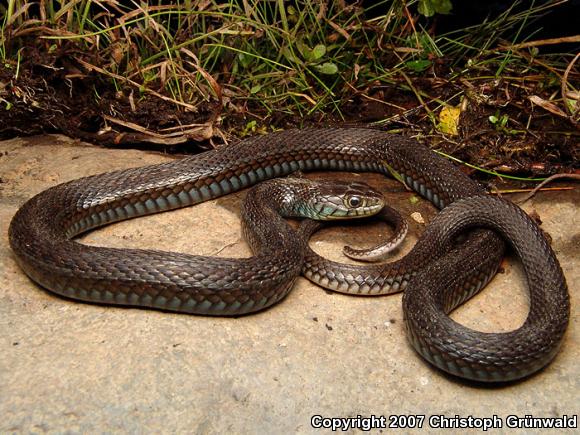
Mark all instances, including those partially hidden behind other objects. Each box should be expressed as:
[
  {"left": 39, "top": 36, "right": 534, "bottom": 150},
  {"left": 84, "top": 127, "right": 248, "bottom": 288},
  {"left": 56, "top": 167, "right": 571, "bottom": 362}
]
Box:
[{"left": 348, "top": 196, "right": 361, "bottom": 208}]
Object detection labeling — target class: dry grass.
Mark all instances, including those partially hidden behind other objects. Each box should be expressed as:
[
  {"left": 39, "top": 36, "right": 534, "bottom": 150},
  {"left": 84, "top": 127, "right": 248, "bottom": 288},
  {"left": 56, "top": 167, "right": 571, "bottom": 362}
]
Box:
[
  {"left": 0, "top": 1, "right": 578, "bottom": 178},
  {"left": 0, "top": 1, "right": 574, "bottom": 117}
]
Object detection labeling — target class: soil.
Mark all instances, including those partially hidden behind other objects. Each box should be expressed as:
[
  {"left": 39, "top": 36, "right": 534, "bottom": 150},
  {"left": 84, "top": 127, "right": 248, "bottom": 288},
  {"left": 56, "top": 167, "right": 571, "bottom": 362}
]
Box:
[{"left": 1, "top": 46, "right": 578, "bottom": 181}]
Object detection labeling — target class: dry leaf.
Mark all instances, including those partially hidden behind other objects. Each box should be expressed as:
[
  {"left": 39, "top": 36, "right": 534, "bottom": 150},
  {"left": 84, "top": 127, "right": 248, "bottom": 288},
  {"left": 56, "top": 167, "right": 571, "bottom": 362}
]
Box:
[
  {"left": 529, "top": 95, "right": 568, "bottom": 119},
  {"left": 438, "top": 105, "right": 461, "bottom": 136}
]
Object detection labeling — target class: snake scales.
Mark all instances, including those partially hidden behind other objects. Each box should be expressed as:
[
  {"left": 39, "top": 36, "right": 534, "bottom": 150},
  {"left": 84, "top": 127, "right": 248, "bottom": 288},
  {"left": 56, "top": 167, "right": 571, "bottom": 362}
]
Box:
[{"left": 9, "top": 128, "right": 569, "bottom": 382}]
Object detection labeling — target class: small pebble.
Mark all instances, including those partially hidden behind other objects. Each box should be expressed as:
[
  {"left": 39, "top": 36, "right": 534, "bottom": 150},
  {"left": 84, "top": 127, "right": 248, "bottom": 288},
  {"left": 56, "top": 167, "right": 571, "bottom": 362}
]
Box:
[{"left": 411, "top": 212, "right": 425, "bottom": 224}]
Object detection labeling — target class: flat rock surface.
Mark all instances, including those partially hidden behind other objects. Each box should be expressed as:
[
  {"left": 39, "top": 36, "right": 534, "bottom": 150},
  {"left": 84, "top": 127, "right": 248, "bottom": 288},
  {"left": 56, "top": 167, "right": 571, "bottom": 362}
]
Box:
[{"left": 1, "top": 135, "right": 578, "bottom": 433}]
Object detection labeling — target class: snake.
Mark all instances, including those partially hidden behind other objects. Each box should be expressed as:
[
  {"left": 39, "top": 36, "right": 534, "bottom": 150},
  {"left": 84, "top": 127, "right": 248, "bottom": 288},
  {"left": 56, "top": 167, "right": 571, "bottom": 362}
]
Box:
[
  {"left": 8, "top": 127, "right": 569, "bottom": 382},
  {"left": 341, "top": 203, "right": 409, "bottom": 262}
]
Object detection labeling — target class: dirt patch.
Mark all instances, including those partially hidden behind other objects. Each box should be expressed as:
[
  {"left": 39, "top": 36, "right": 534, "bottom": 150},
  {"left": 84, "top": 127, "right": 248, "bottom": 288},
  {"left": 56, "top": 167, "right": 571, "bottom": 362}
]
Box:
[
  {"left": 0, "top": 45, "right": 218, "bottom": 148},
  {"left": 0, "top": 45, "right": 578, "bottom": 178}
]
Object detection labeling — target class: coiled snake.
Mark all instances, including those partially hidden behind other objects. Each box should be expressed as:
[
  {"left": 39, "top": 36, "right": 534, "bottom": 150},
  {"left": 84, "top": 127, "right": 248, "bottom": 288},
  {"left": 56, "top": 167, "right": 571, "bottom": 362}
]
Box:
[{"left": 9, "top": 128, "right": 569, "bottom": 382}]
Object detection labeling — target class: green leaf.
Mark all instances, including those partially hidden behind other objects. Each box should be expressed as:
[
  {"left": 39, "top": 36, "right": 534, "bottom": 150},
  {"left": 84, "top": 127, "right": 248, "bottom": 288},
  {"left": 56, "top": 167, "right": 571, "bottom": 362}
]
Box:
[
  {"left": 296, "top": 42, "right": 326, "bottom": 63},
  {"left": 311, "top": 44, "right": 326, "bottom": 60},
  {"left": 314, "top": 62, "right": 338, "bottom": 75},
  {"left": 499, "top": 114, "right": 509, "bottom": 127},
  {"left": 435, "top": 0, "right": 453, "bottom": 14},
  {"left": 382, "top": 161, "right": 406, "bottom": 186},
  {"left": 296, "top": 40, "right": 309, "bottom": 59},
  {"left": 418, "top": 0, "right": 453, "bottom": 17},
  {"left": 405, "top": 59, "right": 431, "bottom": 72},
  {"left": 250, "top": 84, "right": 261, "bottom": 94},
  {"left": 237, "top": 52, "right": 252, "bottom": 68},
  {"left": 418, "top": 0, "right": 435, "bottom": 17},
  {"left": 241, "top": 120, "right": 257, "bottom": 137},
  {"left": 281, "top": 46, "right": 300, "bottom": 65}
]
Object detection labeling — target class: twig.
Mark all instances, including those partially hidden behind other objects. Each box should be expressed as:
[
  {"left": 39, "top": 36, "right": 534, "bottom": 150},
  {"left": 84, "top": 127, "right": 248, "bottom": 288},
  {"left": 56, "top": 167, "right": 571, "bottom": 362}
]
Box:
[
  {"left": 211, "top": 240, "right": 240, "bottom": 256},
  {"left": 562, "top": 52, "right": 580, "bottom": 118},
  {"left": 506, "top": 35, "right": 580, "bottom": 50},
  {"left": 103, "top": 115, "right": 214, "bottom": 144},
  {"left": 492, "top": 187, "right": 574, "bottom": 195},
  {"left": 516, "top": 174, "right": 580, "bottom": 204},
  {"left": 75, "top": 57, "right": 198, "bottom": 111},
  {"left": 399, "top": 71, "right": 436, "bottom": 123}
]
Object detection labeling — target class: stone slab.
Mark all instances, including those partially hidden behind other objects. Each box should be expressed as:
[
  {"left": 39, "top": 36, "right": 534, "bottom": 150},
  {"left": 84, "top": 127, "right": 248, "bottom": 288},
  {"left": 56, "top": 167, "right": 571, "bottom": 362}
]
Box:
[{"left": 0, "top": 135, "right": 578, "bottom": 433}]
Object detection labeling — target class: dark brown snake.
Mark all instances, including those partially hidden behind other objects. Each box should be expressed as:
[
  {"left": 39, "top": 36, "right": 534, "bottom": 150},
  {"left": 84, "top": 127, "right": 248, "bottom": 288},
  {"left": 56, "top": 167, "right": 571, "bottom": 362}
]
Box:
[{"left": 8, "top": 128, "right": 569, "bottom": 382}]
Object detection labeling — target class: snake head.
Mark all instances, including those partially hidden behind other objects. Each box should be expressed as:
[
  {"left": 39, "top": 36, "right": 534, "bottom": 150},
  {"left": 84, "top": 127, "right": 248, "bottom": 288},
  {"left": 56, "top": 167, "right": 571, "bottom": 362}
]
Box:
[{"left": 285, "top": 179, "right": 385, "bottom": 220}]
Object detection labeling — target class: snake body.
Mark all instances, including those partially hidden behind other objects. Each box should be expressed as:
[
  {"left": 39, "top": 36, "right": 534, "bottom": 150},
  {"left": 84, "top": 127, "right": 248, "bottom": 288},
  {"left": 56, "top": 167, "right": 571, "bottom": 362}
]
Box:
[
  {"left": 9, "top": 128, "right": 569, "bottom": 382},
  {"left": 342, "top": 204, "right": 409, "bottom": 261},
  {"left": 403, "top": 196, "right": 569, "bottom": 381}
]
